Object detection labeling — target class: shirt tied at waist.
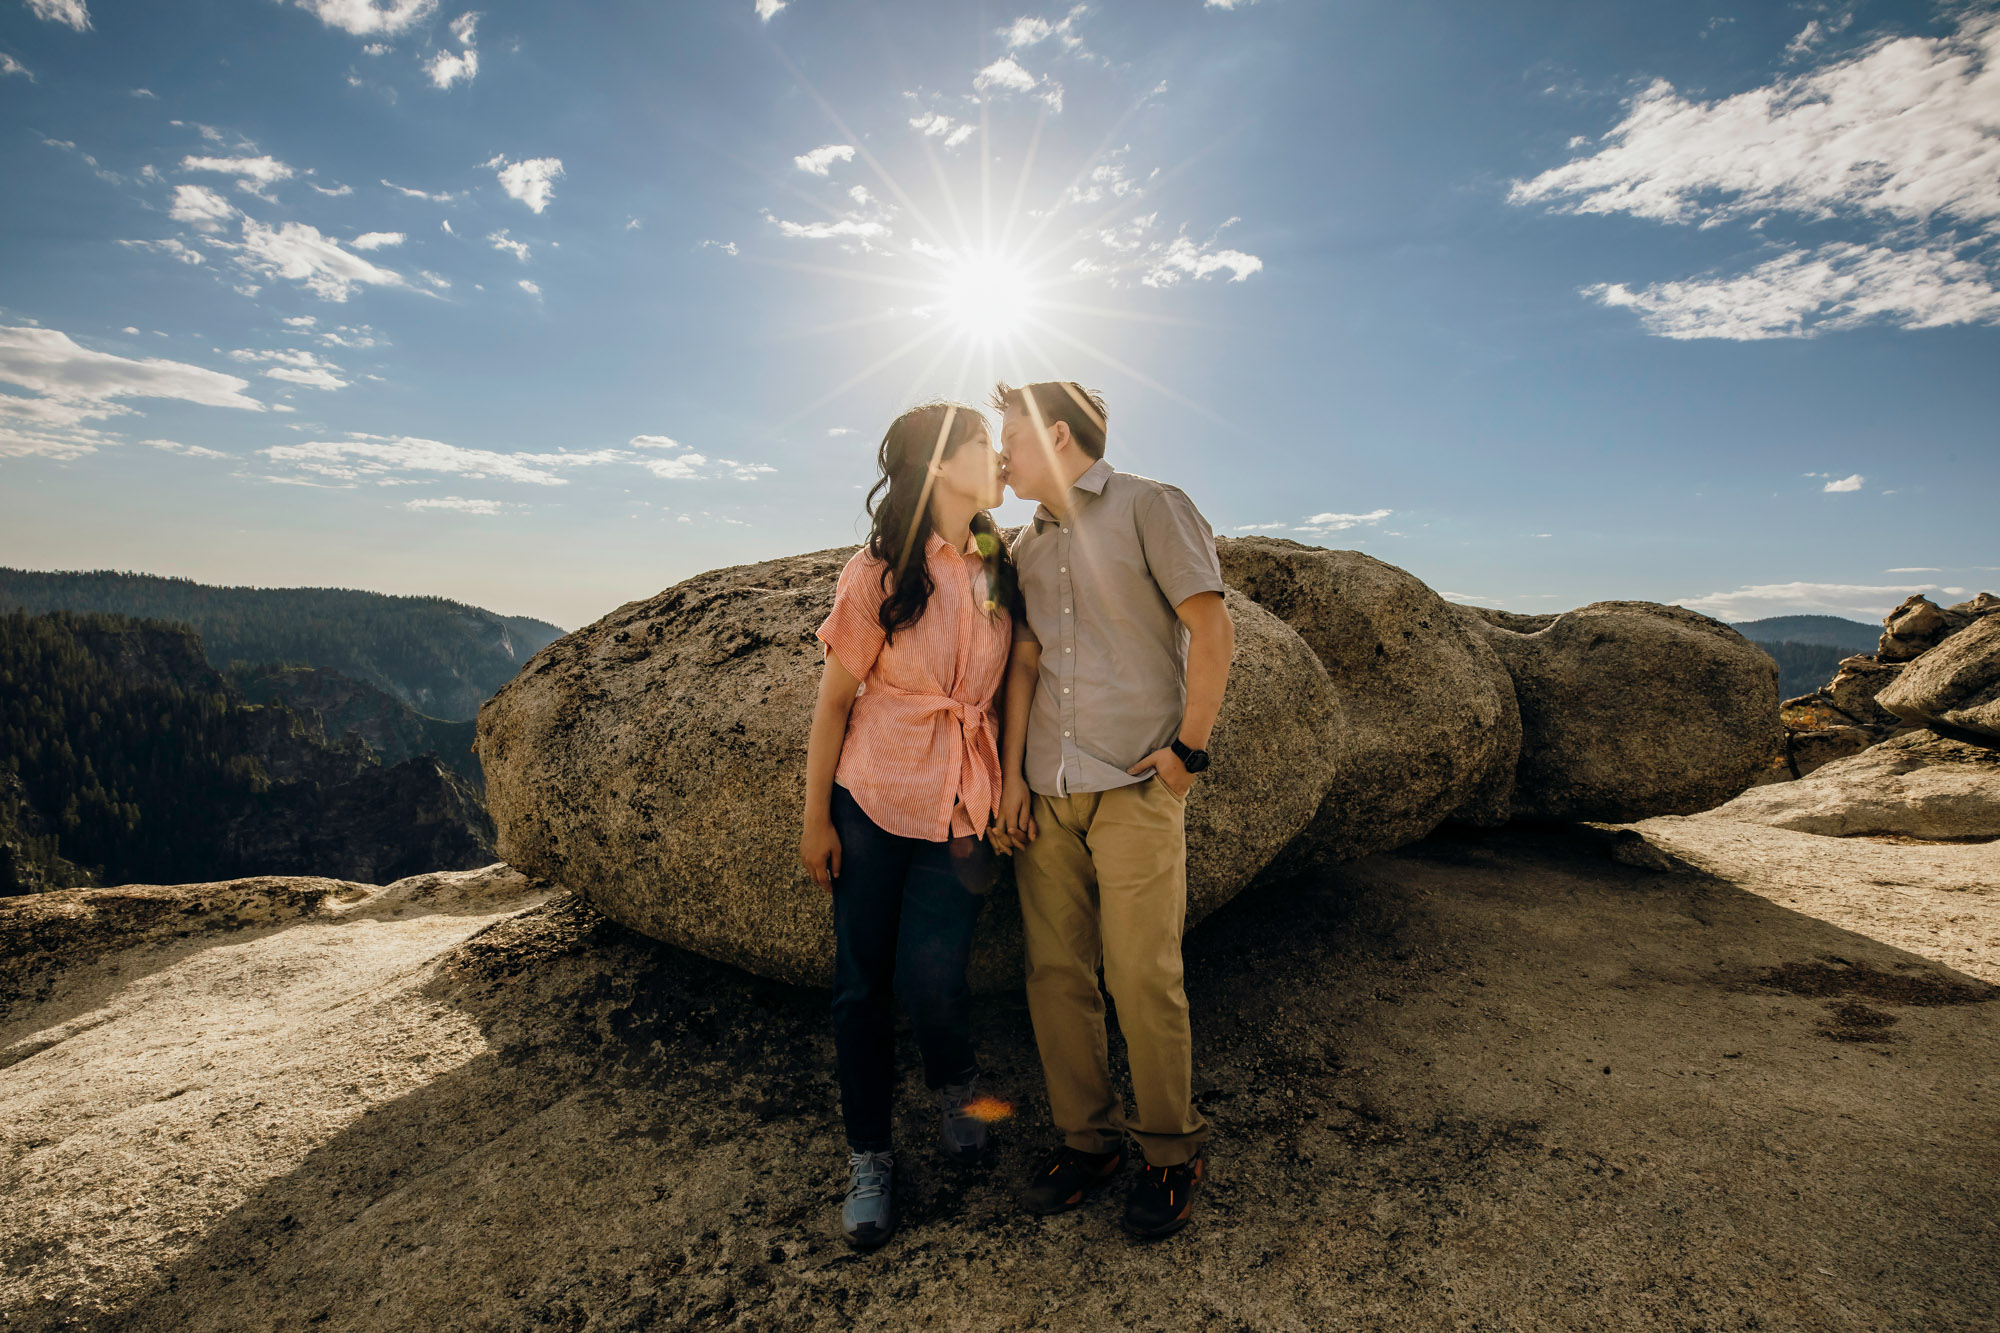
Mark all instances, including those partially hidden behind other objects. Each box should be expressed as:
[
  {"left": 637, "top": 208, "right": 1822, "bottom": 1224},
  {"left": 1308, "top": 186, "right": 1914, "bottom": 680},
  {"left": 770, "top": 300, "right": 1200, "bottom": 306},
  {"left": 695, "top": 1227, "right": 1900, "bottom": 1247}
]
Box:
[{"left": 865, "top": 678, "right": 1001, "bottom": 837}]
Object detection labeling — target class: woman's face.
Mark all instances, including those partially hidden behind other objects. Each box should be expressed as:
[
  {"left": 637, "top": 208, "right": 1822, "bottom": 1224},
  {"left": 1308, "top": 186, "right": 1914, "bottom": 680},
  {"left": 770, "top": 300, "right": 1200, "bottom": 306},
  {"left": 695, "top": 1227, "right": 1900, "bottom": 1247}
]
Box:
[{"left": 934, "top": 427, "right": 1004, "bottom": 510}]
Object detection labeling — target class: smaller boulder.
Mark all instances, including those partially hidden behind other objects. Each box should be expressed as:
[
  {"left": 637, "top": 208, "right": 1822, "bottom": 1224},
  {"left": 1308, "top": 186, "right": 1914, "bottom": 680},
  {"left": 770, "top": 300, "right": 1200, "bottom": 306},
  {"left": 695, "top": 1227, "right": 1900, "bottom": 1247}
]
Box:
[
  {"left": 1876, "top": 613, "right": 2000, "bottom": 742},
  {"left": 1701, "top": 729, "right": 2000, "bottom": 840},
  {"left": 1877, "top": 595, "right": 1969, "bottom": 662}
]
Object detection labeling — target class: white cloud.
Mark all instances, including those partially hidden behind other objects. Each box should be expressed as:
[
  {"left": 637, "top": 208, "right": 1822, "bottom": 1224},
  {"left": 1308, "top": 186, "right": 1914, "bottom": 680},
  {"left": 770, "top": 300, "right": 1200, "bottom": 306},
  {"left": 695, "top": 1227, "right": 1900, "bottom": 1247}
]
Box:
[
  {"left": 289, "top": 0, "right": 436, "bottom": 36},
  {"left": 130, "top": 86, "right": 156, "bottom": 98},
  {"left": 486, "top": 155, "right": 564, "bottom": 212},
  {"left": 236, "top": 217, "right": 407, "bottom": 301},
  {"left": 1295, "top": 508, "right": 1392, "bottom": 532},
  {"left": 975, "top": 56, "right": 1040, "bottom": 95},
  {"left": 24, "top": 0, "right": 90, "bottom": 30},
  {"left": 1886, "top": 566, "right": 1940, "bottom": 573},
  {"left": 168, "top": 184, "right": 236, "bottom": 231},
  {"left": 629, "top": 434, "right": 682, "bottom": 450},
  {"left": 229, "top": 347, "right": 349, "bottom": 390},
  {"left": 1822, "top": 473, "right": 1864, "bottom": 492},
  {"left": 145, "top": 438, "right": 229, "bottom": 460},
  {"left": 119, "top": 237, "right": 206, "bottom": 264},
  {"left": 266, "top": 434, "right": 624, "bottom": 485},
  {"left": 754, "top": 0, "right": 785, "bottom": 19},
  {"left": 699, "top": 239, "right": 739, "bottom": 256},
  {"left": 640, "top": 454, "right": 775, "bottom": 481},
  {"left": 405, "top": 495, "right": 507, "bottom": 513},
  {"left": 1, "top": 52, "right": 33, "bottom": 80},
  {"left": 1141, "top": 233, "right": 1263, "bottom": 286},
  {"left": 488, "top": 228, "right": 529, "bottom": 261},
  {"left": 769, "top": 216, "right": 889, "bottom": 242},
  {"left": 1678, "top": 580, "right": 1952, "bottom": 621},
  {"left": 448, "top": 9, "right": 476, "bottom": 41},
  {"left": 312, "top": 182, "right": 355, "bottom": 196},
  {"left": 1583, "top": 241, "right": 2000, "bottom": 339},
  {"left": 1001, "top": 7, "right": 1087, "bottom": 51},
  {"left": 1234, "top": 522, "right": 1289, "bottom": 531},
  {"left": 283, "top": 315, "right": 318, "bottom": 327},
  {"left": 1513, "top": 15, "right": 2000, "bottom": 233},
  {"left": 0, "top": 324, "right": 265, "bottom": 461},
  {"left": 1205, "top": 0, "right": 1254, "bottom": 8},
  {"left": 518, "top": 278, "right": 540, "bottom": 296},
  {"left": 1515, "top": 12, "right": 2000, "bottom": 340},
  {"left": 350, "top": 230, "right": 405, "bottom": 250},
  {"left": 827, "top": 427, "right": 855, "bottom": 436},
  {"left": 908, "top": 111, "right": 977, "bottom": 148},
  {"left": 182, "top": 154, "right": 296, "bottom": 195},
  {"left": 427, "top": 45, "right": 476, "bottom": 87},
  {"left": 382, "top": 178, "right": 456, "bottom": 201},
  {"left": 794, "top": 143, "right": 856, "bottom": 176}
]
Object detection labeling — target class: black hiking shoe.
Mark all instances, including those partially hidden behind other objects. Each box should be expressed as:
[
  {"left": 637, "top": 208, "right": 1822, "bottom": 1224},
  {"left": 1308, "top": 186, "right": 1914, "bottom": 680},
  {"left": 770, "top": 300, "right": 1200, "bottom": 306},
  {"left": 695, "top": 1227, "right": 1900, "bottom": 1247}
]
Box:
[
  {"left": 1020, "top": 1143, "right": 1125, "bottom": 1216},
  {"left": 1122, "top": 1154, "right": 1204, "bottom": 1239}
]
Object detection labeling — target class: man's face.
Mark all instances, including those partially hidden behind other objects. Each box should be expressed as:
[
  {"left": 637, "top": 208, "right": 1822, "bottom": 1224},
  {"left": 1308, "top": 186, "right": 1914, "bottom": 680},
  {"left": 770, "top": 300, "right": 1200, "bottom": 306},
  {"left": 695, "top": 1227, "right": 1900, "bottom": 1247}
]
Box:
[{"left": 998, "top": 405, "right": 1057, "bottom": 502}]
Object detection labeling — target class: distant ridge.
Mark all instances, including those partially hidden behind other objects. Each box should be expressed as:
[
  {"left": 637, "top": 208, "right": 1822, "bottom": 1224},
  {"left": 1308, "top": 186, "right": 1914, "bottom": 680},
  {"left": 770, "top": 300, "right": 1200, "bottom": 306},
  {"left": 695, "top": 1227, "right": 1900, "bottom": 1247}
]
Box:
[
  {"left": 1732, "top": 614, "right": 1879, "bottom": 655},
  {"left": 0, "top": 568, "right": 565, "bottom": 722}
]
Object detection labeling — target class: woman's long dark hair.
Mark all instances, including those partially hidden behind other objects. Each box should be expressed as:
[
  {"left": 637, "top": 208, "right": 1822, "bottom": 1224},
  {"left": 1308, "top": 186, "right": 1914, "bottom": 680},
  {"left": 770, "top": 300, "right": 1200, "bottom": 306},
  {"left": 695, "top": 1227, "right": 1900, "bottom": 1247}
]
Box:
[{"left": 864, "top": 400, "right": 1018, "bottom": 643}]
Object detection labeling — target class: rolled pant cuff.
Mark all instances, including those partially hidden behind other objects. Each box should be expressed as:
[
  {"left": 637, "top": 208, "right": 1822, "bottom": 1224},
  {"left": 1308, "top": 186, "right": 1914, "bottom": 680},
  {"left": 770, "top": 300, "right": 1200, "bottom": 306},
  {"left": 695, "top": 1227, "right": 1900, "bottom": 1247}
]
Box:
[{"left": 1063, "top": 1129, "right": 1126, "bottom": 1157}]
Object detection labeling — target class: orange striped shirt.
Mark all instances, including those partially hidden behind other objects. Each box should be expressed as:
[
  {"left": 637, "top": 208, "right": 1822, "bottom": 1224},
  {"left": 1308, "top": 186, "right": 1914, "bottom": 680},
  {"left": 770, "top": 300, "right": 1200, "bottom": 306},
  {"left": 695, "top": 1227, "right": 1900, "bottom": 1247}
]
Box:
[{"left": 817, "top": 533, "right": 1012, "bottom": 841}]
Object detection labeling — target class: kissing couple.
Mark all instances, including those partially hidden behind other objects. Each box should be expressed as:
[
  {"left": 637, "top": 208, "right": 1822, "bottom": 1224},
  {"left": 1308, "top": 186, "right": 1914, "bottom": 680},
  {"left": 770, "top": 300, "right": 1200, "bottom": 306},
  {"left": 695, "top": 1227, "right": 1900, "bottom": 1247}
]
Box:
[{"left": 797, "top": 381, "right": 1236, "bottom": 1247}]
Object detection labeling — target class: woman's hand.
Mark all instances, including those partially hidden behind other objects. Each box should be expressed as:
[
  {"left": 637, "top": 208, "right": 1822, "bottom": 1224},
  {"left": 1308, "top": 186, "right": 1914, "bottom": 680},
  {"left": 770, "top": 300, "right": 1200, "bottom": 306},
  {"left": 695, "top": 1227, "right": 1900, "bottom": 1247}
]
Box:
[
  {"left": 800, "top": 816, "right": 842, "bottom": 893},
  {"left": 997, "top": 775, "right": 1037, "bottom": 850}
]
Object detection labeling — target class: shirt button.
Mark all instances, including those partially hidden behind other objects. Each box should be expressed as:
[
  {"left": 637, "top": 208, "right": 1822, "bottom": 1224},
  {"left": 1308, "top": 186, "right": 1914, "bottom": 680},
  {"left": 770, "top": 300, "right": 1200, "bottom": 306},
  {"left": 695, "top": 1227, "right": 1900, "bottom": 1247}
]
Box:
[
  {"left": 1060, "top": 566, "right": 1066, "bottom": 573},
  {"left": 1063, "top": 730, "right": 1071, "bottom": 738},
  {"left": 1064, "top": 647, "right": 1071, "bottom": 653},
  {"left": 1061, "top": 527, "right": 1068, "bottom": 534},
  {"left": 1064, "top": 607, "right": 1070, "bottom": 614},
  {"left": 1062, "top": 687, "right": 1070, "bottom": 694}
]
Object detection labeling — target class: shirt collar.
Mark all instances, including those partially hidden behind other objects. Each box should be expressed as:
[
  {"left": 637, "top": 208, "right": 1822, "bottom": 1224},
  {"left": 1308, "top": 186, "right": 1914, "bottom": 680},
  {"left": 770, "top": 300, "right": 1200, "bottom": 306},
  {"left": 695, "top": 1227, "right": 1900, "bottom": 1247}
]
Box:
[
  {"left": 926, "top": 528, "right": 982, "bottom": 559},
  {"left": 1033, "top": 457, "right": 1113, "bottom": 528}
]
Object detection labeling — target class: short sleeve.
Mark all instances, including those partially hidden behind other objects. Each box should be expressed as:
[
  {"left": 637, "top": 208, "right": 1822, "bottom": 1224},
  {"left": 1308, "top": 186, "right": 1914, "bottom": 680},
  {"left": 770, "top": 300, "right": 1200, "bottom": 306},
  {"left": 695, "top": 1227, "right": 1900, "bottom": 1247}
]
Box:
[
  {"left": 1137, "top": 484, "right": 1225, "bottom": 610},
  {"left": 817, "top": 550, "right": 890, "bottom": 681}
]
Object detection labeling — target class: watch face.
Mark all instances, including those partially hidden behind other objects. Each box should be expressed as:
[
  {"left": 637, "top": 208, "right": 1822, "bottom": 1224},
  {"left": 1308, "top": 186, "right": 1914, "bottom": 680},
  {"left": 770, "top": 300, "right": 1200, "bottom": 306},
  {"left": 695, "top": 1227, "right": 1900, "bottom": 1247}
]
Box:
[{"left": 1183, "top": 750, "right": 1210, "bottom": 774}]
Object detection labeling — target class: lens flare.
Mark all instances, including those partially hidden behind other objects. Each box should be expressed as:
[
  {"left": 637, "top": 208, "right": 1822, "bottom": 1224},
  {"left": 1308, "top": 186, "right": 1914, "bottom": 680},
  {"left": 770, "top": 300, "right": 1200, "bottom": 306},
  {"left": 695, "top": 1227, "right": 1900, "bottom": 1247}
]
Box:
[{"left": 961, "top": 1094, "right": 1015, "bottom": 1123}]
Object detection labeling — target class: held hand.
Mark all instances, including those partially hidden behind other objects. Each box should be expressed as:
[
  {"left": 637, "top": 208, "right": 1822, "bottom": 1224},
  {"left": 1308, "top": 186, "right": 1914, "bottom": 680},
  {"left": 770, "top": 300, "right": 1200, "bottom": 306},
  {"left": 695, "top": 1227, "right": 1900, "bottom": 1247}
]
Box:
[
  {"left": 1128, "top": 748, "right": 1194, "bottom": 799},
  {"left": 998, "top": 776, "right": 1038, "bottom": 848},
  {"left": 799, "top": 817, "right": 842, "bottom": 893}
]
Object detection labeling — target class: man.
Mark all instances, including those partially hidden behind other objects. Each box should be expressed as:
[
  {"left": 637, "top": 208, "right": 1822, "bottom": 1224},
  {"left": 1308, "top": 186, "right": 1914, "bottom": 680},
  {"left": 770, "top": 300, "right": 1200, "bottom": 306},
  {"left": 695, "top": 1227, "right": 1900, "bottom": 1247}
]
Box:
[{"left": 991, "top": 380, "right": 1234, "bottom": 1240}]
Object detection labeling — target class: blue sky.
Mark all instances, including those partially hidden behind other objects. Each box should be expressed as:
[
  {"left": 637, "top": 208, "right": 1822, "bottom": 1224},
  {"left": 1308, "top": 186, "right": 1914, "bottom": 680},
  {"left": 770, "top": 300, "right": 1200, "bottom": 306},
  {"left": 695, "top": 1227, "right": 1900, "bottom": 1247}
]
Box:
[{"left": 2, "top": 0, "right": 1995, "bottom": 630}]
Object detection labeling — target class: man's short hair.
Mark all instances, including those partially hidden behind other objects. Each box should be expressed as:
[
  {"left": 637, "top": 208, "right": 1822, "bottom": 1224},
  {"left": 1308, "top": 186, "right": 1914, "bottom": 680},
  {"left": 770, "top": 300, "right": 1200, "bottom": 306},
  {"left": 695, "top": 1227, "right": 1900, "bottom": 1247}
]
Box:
[{"left": 989, "top": 381, "right": 1109, "bottom": 460}]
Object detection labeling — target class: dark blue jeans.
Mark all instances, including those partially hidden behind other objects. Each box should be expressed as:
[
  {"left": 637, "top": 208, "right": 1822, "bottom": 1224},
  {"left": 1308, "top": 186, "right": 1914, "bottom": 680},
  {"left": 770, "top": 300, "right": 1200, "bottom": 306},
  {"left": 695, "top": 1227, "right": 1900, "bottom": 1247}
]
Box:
[{"left": 830, "top": 783, "right": 992, "bottom": 1153}]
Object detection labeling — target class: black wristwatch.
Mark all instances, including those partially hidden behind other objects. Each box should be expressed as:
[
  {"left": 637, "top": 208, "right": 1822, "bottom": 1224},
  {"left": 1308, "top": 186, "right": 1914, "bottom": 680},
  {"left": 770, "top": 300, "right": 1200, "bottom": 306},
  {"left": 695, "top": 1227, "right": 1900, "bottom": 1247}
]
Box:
[{"left": 1170, "top": 736, "right": 1211, "bottom": 774}]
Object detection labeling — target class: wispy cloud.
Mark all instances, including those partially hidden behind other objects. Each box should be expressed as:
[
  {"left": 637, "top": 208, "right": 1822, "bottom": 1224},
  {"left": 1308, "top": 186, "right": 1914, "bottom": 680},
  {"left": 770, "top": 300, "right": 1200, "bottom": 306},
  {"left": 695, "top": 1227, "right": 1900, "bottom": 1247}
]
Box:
[
  {"left": 1821, "top": 473, "right": 1864, "bottom": 493},
  {"left": 1295, "top": 508, "right": 1391, "bottom": 534},
  {"left": 1, "top": 52, "right": 33, "bottom": 81},
  {"left": 426, "top": 10, "right": 478, "bottom": 87},
  {"left": 119, "top": 237, "right": 206, "bottom": 265},
  {"left": 168, "top": 184, "right": 237, "bottom": 232},
  {"left": 234, "top": 218, "right": 408, "bottom": 301},
  {"left": 260, "top": 432, "right": 774, "bottom": 488},
  {"left": 518, "top": 278, "right": 541, "bottom": 297},
  {"left": 404, "top": 495, "right": 508, "bottom": 514},
  {"left": 1514, "top": 12, "right": 2000, "bottom": 340},
  {"left": 1678, "top": 580, "right": 1961, "bottom": 621},
  {"left": 486, "top": 155, "right": 563, "bottom": 212},
  {"left": 350, "top": 230, "right": 405, "bottom": 250},
  {"left": 0, "top": 324, "right": 265, "bottom": 461},
  {"left": 488, "top": 228, "right": 529, "bottom": 261},
  {"left": 382, "top": 178, "right": 457, "bottom": 202},
  {"left": 145, "top": 438, "right": 229, "bottom": 460},
  {"left": 754, "top": 0, "right": 786, "bottom": 20},
  {"left": 24, "top": 0, "right": 90, "bottom": 31},
  {"left": 793, "top": 143, "right": 856, "bottom": 176},
  {"left": 289, "top": 0, "right": 436, "bottom": 36},
  {"left": 1001, "top": 6, "right": 1087, "bottom": 53},
  {"left": 909, "top": 111, "right": 977, "bottom": 149},
  {"left": 1142, "top": 232, "right": 1263, "bottom": 286},
  {"left": 976, "top": 55, "right": 1064, "bottom": 111},
  {"left": 229, "top": 346, "right": 349, "bottom": 390},
  {"left": 182, "top": 154, "right": 296, "bottom": 196}
]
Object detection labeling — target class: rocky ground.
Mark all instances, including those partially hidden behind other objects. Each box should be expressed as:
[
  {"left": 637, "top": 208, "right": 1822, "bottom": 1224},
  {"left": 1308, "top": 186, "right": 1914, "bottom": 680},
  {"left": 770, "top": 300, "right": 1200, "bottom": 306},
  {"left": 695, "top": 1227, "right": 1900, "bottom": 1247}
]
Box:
[{"left": 3, "top": 822, "right": 1996, "bottom": 1331}]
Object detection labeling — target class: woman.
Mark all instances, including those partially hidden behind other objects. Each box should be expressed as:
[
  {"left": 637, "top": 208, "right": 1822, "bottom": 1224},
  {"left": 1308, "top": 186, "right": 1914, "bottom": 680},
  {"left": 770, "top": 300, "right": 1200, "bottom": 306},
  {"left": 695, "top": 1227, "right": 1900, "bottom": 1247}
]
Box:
[{"left": 798, "top": 400, "right": 1018, "bottom": 1250}]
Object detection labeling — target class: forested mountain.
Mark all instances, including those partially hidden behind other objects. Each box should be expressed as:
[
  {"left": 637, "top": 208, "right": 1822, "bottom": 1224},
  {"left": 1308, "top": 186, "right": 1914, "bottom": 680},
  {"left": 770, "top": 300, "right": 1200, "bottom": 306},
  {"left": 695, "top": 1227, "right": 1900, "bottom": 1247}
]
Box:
[
  {"left": 1754, "top": 641, "right": 1852, "bottom": 701},
  {"left": 0, "top": 569, "right": 564, "bottom": 722},
  {"left": 226, "top": 663, "right": 482, "bottom": 789},
  {"left": 1734, "top": 615, "right": 1879, "bottom": 655},
  {"left": 0, "top": 611, "right": 493, "bottom": 894}
]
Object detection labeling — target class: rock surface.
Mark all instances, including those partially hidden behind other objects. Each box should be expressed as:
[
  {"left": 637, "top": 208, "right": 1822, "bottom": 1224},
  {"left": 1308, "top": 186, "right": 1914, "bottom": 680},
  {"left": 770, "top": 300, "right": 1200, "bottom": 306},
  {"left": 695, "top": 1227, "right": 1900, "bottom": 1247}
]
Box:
[
  {"left": 477, "top": 549, "right": 1340, "bottom": 990},
  {"left": 1215, "top": 539, "right": 1520, "bottom": 866},
  {"left": 4, "top": 832, "right": 1996, "bottom": 1331},
  {"left": 1458, "top": 601, "right": 1780, "bottom": 821},
  {"left": 1876, "top": 612, "right": 2000, "bottom": 742},
  {"left": 1700, "top": 728, "right": 2000, "bottom": 840}
]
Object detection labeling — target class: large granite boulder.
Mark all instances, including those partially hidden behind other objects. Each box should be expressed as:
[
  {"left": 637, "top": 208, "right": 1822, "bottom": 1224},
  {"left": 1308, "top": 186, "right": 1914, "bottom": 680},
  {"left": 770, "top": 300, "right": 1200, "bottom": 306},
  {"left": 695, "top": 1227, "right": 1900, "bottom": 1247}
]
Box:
[
  {"left": 1699, "top": 728, "right": 2000, "bottom": 840},
  {"left": 1215, "top": 539, "right": 1520, "bottom": 870},
  {"left": 1878, "top": 594, "right": 1972, "bottom": 662},
  {"left": 1877, "top": 613, "right": 2000, "bottom": 742},
  {"left": 1459, "top": 602, "right": 1780, "bottom": 821},
  {"left": 477, "top": 549, "right": 1340, "bottom": 990}
]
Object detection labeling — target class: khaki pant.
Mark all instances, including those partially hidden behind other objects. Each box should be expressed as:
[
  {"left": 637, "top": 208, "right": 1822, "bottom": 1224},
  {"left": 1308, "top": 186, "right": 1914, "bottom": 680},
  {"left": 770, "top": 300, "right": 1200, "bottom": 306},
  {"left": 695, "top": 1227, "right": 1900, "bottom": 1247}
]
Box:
[{"left": 1015, "top": 777, "right": 1208, "bottom": 1166}]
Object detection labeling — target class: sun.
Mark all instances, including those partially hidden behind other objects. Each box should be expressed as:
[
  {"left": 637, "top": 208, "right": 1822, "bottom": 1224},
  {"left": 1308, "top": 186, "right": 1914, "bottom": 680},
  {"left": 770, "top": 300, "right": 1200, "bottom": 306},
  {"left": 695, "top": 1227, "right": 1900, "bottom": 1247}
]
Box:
[{"left": 937, "top": 252, "right": 1033, "bottom": 343}]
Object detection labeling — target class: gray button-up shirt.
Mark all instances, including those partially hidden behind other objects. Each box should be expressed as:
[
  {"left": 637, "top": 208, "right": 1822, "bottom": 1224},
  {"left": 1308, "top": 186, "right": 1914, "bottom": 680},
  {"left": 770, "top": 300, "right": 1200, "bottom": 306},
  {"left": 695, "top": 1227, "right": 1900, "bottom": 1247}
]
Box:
[{"left": 1012, "top": 457, "right": 1226, "bottom": 796}]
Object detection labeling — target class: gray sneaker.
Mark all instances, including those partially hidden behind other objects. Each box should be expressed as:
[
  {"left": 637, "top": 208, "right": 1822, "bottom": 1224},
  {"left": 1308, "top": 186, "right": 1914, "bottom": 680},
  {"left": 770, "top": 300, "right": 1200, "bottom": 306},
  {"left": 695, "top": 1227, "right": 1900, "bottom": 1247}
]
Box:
[
  {"left": 841, "top": 1150, "right": 896, "bottom": 1249},
  {"left": 939, "top": 1080, "right": 990, "bottom": 1164}
]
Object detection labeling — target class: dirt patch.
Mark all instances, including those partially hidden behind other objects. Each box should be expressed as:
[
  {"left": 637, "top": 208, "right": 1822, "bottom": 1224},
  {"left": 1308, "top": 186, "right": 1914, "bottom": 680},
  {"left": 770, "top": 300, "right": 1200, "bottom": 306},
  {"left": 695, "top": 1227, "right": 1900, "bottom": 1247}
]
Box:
[
  {"left": 1818, "top": 1001, "right": 1903, "bottom": 1044},
  {"left": 1745, "top": 957, "right": 1999, "bottom": 1007}
]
